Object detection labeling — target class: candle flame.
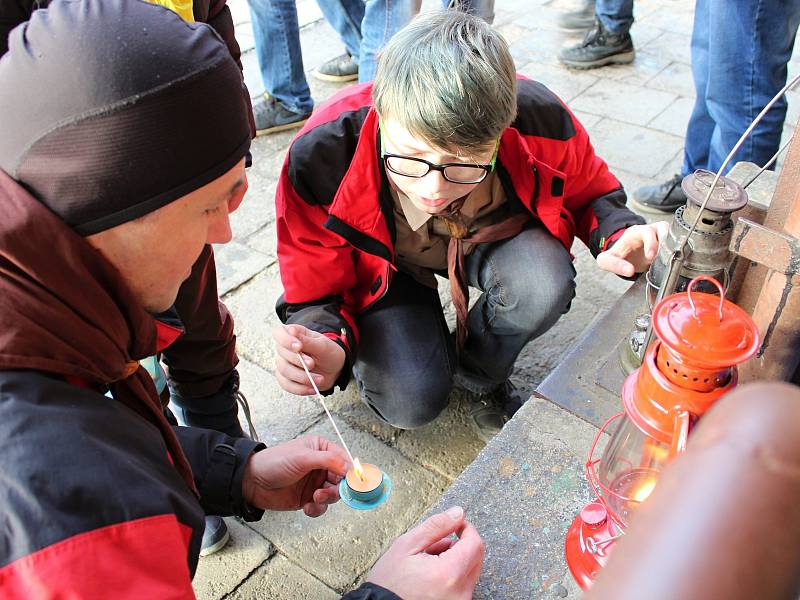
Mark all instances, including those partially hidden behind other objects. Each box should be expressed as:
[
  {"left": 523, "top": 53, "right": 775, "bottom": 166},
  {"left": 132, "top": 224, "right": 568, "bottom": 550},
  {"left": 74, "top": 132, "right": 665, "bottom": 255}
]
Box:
[
  {"left": 353, "top": 458, "right": 366, "bottom": 481},
  {"left": 632, "top": 479, "right": 656, "bottom": 503}
]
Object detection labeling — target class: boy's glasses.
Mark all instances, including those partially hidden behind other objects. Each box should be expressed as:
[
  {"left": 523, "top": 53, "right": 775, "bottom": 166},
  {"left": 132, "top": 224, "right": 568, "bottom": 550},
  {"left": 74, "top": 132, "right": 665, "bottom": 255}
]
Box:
[{"left": 382, "top": 153, "right": 496, "bottom": 184}]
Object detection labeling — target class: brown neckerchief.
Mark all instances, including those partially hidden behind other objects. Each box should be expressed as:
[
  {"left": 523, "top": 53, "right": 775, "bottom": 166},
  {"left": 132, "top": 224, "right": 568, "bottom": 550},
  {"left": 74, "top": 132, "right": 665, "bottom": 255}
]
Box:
[
  {"left": 0, "top": 170, "right": 197, "bottom": 495},
  {"left": 439, "top": 201, "right": 531, "bottom": 351}
]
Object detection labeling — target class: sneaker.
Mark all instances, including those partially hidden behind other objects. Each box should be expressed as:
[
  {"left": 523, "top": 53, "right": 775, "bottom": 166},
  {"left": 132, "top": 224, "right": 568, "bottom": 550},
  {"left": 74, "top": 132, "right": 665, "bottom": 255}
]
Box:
[
  {"left": 557, "top": 0, "right": 596, "bottom": 31},
  {"left": 253, "top": 95, "right": 311, "bottom": 136},
  {"left": 314, "top": 53, "right": 359, "bottom": 82},
  {"left": 200, "top": 516, "right": 230, "bottom": 557},
  {"left": 558, "top": 20, "right": 635, "bottom": 69},
  {"left": 631, "top": 174, "right": 687, "bottom": 213},
  {"left": 467, "top": 380, "right": 528, "bottom": 443}
]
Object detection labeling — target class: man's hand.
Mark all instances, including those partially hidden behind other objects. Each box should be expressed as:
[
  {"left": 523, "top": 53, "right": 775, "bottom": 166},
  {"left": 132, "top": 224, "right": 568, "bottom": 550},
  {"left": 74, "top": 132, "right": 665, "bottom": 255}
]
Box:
[
  {"left": 242, "top": 435, "right": 349, "bottom": 517},
  {"left": 596, "top": 221, "right": 670, "bottom": 277},
  {"left": 272, "top": 324, "right": 346, "bottom": 395},
  {"left": 367, "top": 506, "right": 485, "bottom": 600}
]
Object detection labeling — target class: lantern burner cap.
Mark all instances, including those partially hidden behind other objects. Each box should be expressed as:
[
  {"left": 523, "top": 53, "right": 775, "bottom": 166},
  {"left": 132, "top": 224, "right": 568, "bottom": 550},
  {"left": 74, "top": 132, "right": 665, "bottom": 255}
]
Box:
[{"left": 682, "top": 170, "right": 747, "bottom": 213}]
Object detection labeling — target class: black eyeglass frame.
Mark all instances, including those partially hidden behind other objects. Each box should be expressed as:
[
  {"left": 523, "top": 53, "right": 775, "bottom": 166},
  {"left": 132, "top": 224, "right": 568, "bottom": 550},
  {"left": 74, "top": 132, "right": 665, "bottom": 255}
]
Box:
[{"left": 381, "top": 152, "right": 497, "bottom": 185}]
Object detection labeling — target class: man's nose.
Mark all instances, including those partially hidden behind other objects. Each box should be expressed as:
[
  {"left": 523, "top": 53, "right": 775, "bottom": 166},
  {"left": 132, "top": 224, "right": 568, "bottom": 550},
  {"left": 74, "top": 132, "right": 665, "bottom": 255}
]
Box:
[{"left": 207, "top": 211, "right": 233, "bottom": 245}]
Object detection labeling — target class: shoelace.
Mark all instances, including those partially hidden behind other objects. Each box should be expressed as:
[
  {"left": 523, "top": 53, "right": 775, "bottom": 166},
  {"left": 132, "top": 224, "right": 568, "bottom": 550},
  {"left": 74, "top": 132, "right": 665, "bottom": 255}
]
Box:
[{"left": 235, "top": 390, "right": 260, "bottom": 442}]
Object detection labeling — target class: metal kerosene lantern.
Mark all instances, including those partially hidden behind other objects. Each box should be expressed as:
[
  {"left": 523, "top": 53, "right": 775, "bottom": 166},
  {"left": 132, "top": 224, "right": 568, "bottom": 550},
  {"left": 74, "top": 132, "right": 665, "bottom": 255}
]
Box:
[
  {"left": 621, "top": 170, "right": 749, "bottom": 371},
  {"left": 566, "top": 276, "right": 760, "bottom": 589}
]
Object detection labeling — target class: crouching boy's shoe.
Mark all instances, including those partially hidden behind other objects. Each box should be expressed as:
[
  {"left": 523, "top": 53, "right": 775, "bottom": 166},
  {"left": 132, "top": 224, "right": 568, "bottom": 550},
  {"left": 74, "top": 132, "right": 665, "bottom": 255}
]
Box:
[{"left": 455, "top": 374, "right": 528, "bottom": 442}]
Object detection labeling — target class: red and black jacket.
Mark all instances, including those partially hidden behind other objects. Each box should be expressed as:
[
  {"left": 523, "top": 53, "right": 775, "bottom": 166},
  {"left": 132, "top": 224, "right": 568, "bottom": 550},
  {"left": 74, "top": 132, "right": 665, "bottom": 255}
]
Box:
[{"left": 275, "top": 79, "right": 645, "bottom": 387}]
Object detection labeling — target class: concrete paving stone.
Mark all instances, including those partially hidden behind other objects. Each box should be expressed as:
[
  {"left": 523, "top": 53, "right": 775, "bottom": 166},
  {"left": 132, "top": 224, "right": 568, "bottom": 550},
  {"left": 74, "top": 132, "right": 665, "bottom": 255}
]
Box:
[
  {"left": 492, "top": 0, "right": 551, "bottom": 26},
  {"left": 586, "top": 118, "right": 684, "bottom": 177},
  {"left": 298, "top": 19, "right": 350, "bottom": 72},
  {"left": 423, "top": 397, "right": 604, "bottom": 599},
  {"left": 519, "top": 61, "right": 599, "bottom": 103},
  {"left": 327, "top": 386, "right": 406, "bottom": 446},
  {"left": 647, "top": 96, "right": 694, "bottom": 137},
  {"left": 236, "top": 358, "right": 324, "bottom": 447},
  {"left": 653, "top": 146, "right": 685, "bottom": 182},
  {"left": 296, "top": 0, "right": 324, "bottom": 29},
  {"left": 242, "top": 221, "right": 277, "bottom": 262},
  {"left": 511, "top": 5, "right": 568, "bottom": 32},
  {"left": 227, "top": 554, "right": 339, "bottom": 600},
  {"left": 572, "top": 110, "right": 602, "bottom": 129},
  {"left": 590, "top": 49, "right": 670, "bottom": 87},
  {"left": 495, "top": 22, "right": 530, "bottom": 46},
  {"left": 229, "top": 0, "right": 251, "bottom": 26},
  {"left": 785, "top": 90, "right": 800, "bottom": 132},
  {"left": 234, "top": 22, "right": 255, "bottom": 53},
  {"left": 249, "top": 419, "right": 449, "bottom": 591},
  {"left": 193, "top": 518, "right": 273, "bottom": 600},
  {"left": 570, "top": 79, "right": 677, "bottom": 127},
  {"left": 636, "top": 3, "right": 695, "bottom": 35},
  {"left": 241, "top": 50, "right": 265, "bottom": 98},
  {"left": 231, "top": 186, "right": 274, "bottom": 238},
  {"left": 393, "top": 388, "right": 485, "bottom": 481},
  {"left": 223, "top": 267, "right": 285, "bottom": 372},
  {"left": 627, "top": 23, "right": 668, "bottom": 49},
  {"left": 641, "top": 30, "right": 692, "bottom": 66},
  {"left": 647, "top": 60, "right": 695, "bottom": 98},
  {"left": 213, "top": 241, "right": 274, "bottom": 296},
  {"left": 509, "top": 28, "right": 567, "bottom": 69}
]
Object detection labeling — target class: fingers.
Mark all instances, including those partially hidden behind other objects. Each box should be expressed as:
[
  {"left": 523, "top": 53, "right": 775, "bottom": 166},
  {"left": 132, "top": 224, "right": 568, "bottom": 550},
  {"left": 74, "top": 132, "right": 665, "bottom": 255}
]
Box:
[
  {"left": 272, "top": 324, "right": 305, "bottom": 353},
  {"left": 424, "top": 536, "right": 457, "bottom": 556},
  {"left": 439, "top": 521, "right": 485, "bottom": 580},
  {"left": 312, "top": 482, "right": 340, "bottom": 506},
  {"left": 294, "top": 449, "right": 349, "bottom": 478},
  {"left": 596, "top": 251, "right": 635, "bottom": 277},
  {"left": 399, "top": 506, "right": 466, "bottom": 554},
  {"left": 640, "top": 223, "right": 659, "bottom": 260},
  {"left": 303, "top": 501, "right": 329, "bottom": 518},
  {"left": 304, "top": 435, "right": 352, "bottom": 468}
]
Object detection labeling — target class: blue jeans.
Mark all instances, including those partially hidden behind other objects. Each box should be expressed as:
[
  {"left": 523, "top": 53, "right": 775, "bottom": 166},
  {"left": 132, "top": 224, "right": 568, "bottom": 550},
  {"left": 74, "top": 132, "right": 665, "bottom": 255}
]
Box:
[
  {"left": 596, "top": 0, "right": 634, "bottom": 36},
  {"left": 352, "top": 225, "right": 575, "bottom": 429},
  {"left": 247, "top": 0, "right": 363, "bottom": 114},
  {"left": 318, "top": 0, "right": 496, "bottom": 84},
  {"left": 682, "top": 0, "right": 800, "bottom": 176}
]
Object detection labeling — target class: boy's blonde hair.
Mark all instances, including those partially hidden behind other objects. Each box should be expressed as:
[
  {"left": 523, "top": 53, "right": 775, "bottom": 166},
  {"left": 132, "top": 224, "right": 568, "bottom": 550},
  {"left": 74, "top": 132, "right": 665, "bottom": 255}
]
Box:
[{"left": 373, "top": 10, "right": 517, "bottom": 157}]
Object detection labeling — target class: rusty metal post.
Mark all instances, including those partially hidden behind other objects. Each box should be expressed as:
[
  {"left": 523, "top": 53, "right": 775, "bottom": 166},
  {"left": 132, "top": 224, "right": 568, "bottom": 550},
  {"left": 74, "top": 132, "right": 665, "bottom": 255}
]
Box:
[{"left": 736, "top": 127, "right": 800, "bottom": 380}]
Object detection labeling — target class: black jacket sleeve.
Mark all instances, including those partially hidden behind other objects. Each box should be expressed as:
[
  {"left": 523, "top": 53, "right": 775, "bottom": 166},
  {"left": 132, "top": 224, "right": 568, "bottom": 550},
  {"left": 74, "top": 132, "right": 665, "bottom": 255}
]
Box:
[
  {"left": 173, "top": 425, "right": 266, "bottom": 520},
  {"left": 342, "top": 583, "right": 403, "bottom": 599}
]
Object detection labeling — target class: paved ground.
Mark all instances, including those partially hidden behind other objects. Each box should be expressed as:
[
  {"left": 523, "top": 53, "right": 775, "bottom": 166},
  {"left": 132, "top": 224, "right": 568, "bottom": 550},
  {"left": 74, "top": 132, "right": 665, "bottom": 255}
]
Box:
[{"left": 195, "top": 1, "right": 799, "bottom": 598}]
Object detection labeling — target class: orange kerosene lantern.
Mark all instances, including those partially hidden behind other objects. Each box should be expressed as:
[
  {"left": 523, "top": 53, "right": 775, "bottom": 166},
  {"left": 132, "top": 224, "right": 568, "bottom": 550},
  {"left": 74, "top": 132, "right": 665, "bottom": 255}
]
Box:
[{"left": 565, "top": 276, "right": 760, "bottom": 589}]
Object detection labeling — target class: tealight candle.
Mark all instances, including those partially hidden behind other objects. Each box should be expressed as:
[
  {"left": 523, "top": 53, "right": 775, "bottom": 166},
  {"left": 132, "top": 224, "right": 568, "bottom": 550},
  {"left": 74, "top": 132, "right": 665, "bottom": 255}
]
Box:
[{"left": 339, "top": 462, "right": 393, "bottom": 510}]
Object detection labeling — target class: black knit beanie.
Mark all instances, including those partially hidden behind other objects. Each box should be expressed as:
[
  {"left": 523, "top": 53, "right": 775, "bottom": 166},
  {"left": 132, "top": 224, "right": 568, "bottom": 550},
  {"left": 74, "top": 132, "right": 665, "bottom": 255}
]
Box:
[{"left": 0, "top": 0, "right": 251, "bottom": 235}]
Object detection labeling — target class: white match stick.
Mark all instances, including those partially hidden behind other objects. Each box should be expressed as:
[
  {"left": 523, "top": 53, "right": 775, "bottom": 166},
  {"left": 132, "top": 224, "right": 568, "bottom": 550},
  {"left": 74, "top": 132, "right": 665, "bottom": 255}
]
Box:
[{"left": 295, "top": 351, "right": 358, "bottom": 467}]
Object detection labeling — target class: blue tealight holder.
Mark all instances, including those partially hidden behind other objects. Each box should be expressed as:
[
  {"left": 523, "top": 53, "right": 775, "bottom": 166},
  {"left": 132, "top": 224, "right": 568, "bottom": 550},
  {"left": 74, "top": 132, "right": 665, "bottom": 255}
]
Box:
[{"left": 339, "top": 464, "right": 393, "bottom": 510}]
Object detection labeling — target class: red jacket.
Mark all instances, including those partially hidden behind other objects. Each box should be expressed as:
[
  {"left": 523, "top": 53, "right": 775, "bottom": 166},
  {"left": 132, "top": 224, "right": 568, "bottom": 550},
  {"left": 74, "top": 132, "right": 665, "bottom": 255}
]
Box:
[{"left": 276, "top": 79, "right": 643, "bottom": 387}]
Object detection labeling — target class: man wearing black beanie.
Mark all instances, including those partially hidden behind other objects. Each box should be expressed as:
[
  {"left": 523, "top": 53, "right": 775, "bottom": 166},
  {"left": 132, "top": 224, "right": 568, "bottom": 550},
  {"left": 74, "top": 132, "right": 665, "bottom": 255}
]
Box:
[
  {"left": 0, "top": 1, "right": 484, "bottom": 597},
  {"left": 0, "top": 0, "right": 260, "bottom": 556}
]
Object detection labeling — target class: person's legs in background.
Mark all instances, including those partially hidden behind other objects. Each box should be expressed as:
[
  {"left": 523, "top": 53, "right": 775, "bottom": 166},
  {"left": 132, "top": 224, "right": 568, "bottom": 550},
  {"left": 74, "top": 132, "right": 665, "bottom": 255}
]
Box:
[
  {"left": 558, "top": 0, "right": 634, "bottom": 69},
  {"left": 634, "top": 0, "right": 800, "bottom": 214},
  {"left": 247, "top": 0, "right": 314, "bottom": 134},
  {"left": 314, "top": 0, "right": 365, "bottom": 82},
  {"left": 557, "top": 0, "right": 596, "bottom": 31},
  {"left": 457, "top": 225, "right": 576, "bottom": 441},
  {"left": 358, "top": 0, "right": 421, "bottom": 83}
]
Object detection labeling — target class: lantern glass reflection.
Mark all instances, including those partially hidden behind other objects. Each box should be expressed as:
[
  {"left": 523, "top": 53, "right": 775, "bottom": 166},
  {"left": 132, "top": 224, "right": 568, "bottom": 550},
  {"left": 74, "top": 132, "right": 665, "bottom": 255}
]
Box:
[{"left": 596, "top": 417, "right": 667, "bottom": 526}]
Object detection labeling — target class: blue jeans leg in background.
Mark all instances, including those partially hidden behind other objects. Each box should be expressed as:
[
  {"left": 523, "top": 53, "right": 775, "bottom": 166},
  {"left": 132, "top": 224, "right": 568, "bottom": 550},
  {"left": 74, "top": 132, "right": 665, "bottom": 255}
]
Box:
[
  {"left": 247, "top": 0, "right": 313, "bottom": 115},
  {"left": 682, "top": 0, "right": 800, "bottom": 177},
  {"left": 315, "top": 0, "right": 365, "bottom": 60},
  {"left": 358, "top": 0, "right": 420, "bottom": 83},
  {"left": 595, "top": 0, "right": 634, "bottom": 35}
]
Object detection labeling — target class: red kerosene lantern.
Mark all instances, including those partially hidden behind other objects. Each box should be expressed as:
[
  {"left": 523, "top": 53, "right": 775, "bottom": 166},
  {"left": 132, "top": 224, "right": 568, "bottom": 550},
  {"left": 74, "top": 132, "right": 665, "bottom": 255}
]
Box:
[{"left": 565, "top": 276, "right": 760, "bottom": 589}]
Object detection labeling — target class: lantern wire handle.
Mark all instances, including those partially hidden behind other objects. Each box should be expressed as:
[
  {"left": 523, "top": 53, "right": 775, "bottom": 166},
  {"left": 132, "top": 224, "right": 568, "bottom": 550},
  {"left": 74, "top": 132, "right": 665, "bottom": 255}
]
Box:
[{"left": 686, "top": 275, "right": 725, "bottom": 322}]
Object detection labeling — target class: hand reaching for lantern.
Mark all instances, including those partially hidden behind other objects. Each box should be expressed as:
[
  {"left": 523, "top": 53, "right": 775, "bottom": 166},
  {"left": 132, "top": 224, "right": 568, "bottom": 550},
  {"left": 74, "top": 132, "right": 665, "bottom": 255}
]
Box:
[
  {"left": 242, "top": 435, "right": 349, "bottom": 517},
  {"left": 596, "top": 221, "right": 670, "bottom": 277},
  {"left": 273, "top": 324, "right": 346, "bottom": 395}
]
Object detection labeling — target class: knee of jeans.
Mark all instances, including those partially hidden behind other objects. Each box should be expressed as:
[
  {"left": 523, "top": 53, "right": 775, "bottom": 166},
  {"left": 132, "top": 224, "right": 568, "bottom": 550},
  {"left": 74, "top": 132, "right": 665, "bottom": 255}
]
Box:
[
  {"left": 375, "top": 375, "right": 451, "bottom": 430},
  {"left": 493, "top": 262, "right": 576, "bottom": 330}
]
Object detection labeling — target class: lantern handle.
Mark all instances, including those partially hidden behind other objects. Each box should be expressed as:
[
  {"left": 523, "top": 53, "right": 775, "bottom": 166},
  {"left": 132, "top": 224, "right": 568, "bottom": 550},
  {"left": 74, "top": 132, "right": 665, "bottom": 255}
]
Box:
[{"left": 686, "top": 275, "right": 725, "bottom": 322}]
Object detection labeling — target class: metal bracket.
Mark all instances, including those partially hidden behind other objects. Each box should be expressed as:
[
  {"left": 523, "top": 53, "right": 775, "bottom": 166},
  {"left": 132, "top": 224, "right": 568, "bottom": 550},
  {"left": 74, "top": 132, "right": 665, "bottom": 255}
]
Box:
[{"left": 730, "top": 217, "right": 800, "bottom": 279}]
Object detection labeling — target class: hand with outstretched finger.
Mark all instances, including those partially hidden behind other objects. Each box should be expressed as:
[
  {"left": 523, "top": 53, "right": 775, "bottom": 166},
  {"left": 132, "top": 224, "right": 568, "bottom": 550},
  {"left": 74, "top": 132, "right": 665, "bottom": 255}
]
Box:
[{"left": 596, "top": 221, "right": 670, "bottom": 277}]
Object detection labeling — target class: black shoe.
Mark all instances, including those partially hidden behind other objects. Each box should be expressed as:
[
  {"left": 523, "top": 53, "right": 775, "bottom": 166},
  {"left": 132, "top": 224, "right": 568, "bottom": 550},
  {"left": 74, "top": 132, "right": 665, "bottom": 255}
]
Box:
[
  {"left": 200, "top": 516, "right": 230, "bottom": 557},
  {"left": 468, "top": 380, "right": 528, "bottom": 443},
  {"left": 559, "top": 20, "right": 635, "bottom": 69},
  {"left": 631, "top": 174, "right": 687, "bottom": 213},
  {"left": 253, "top": 95, "right": 311, "bottom": 136},
  {"left": 314, "top": 53, "right": 359, "bottom": 83},
  {"left": 557, "top": 0, "right": 596, "bottom": 31}
]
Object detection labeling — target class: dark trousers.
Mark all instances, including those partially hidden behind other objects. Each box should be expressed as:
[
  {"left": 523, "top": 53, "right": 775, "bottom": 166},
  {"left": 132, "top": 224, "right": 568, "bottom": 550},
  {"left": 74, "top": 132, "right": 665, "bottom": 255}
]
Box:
[
  {"left": 353, "top": 225, "right": 576, "bottom": 429},
  {"left": 162, "top": 244, "right": 238, "bottom": 401}
]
